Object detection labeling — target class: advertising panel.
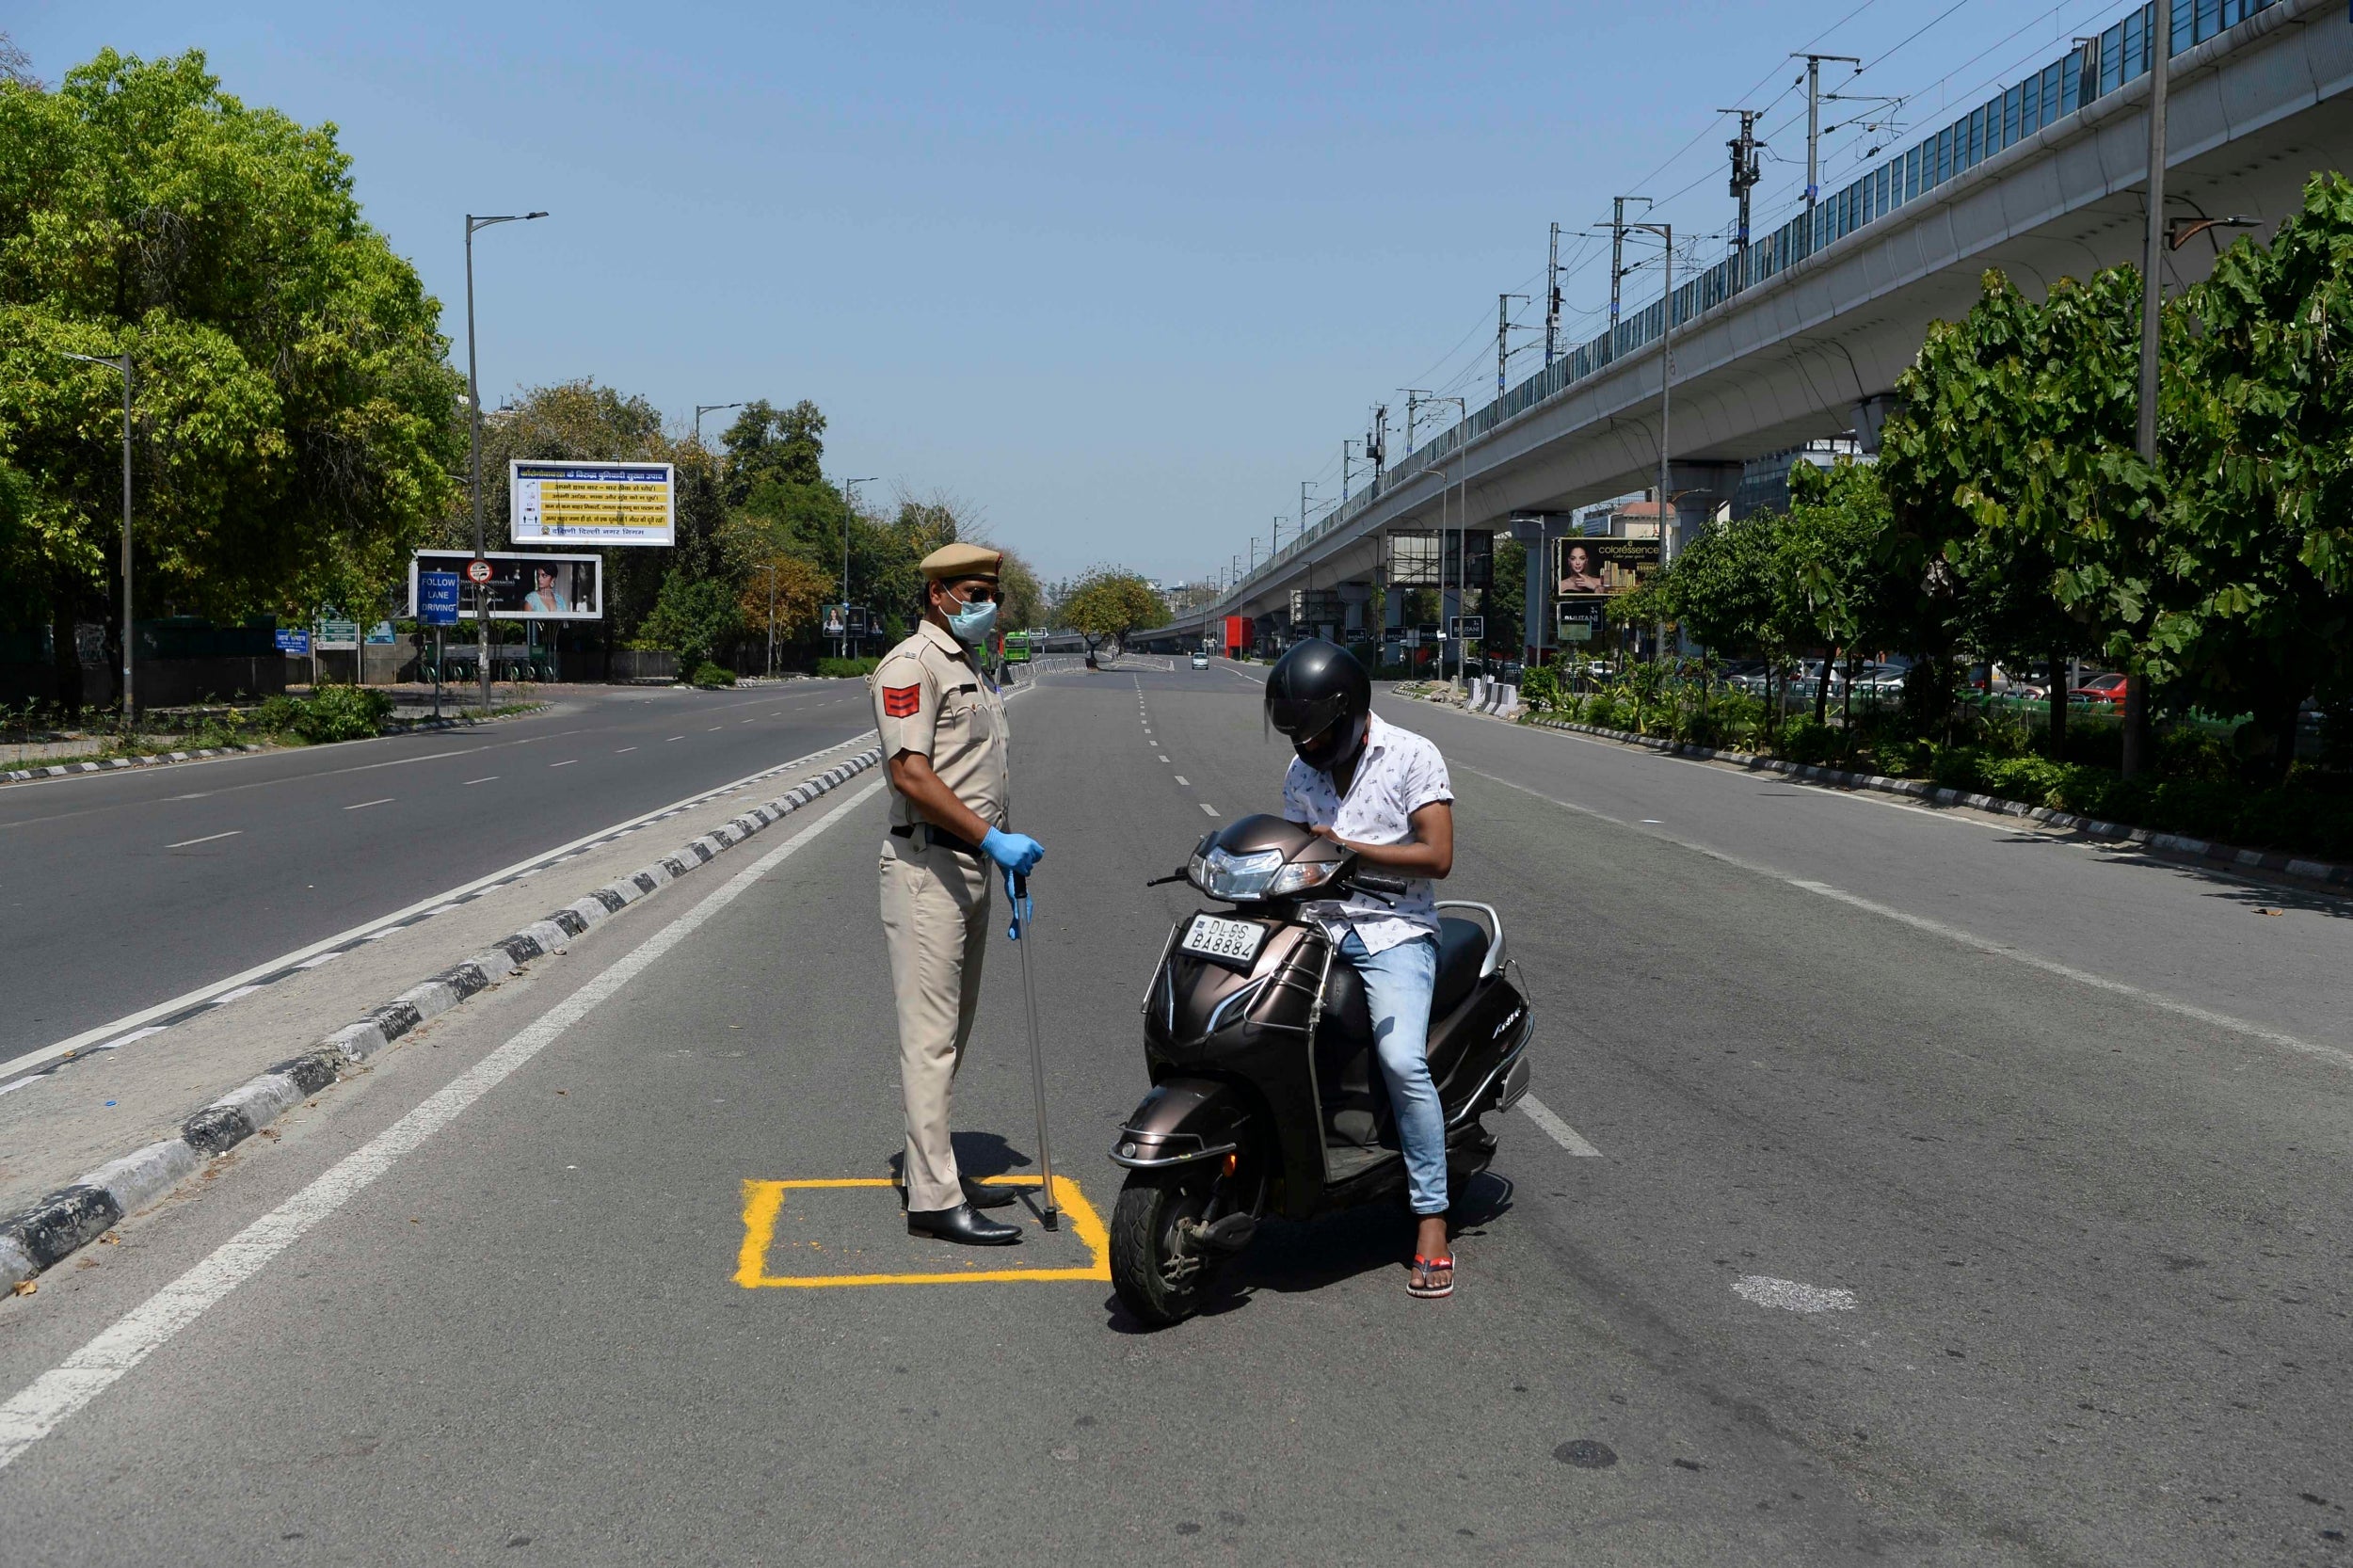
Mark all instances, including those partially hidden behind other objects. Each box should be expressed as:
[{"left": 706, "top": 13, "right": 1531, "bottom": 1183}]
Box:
[
  {"left": 408, "top": 552, "right": 603, "bottom": 620},
  {"left": 509, "top": 461, "right": 676, "bottom": 547},
  {"left": 1554, "top": 536, "right": 1659, "bottom": 644}
]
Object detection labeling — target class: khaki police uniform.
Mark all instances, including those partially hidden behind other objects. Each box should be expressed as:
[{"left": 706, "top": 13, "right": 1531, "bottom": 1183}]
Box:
[{"left": 874, "top": 613, "right": 1012, "bottom": 1213}]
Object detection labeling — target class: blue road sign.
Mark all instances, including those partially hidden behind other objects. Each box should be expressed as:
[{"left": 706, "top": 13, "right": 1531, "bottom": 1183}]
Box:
[
  {"left": 419, "top": 571, "right": 461, "bottom": 627},
  {"left": 274, "top": 628, "right": 312, "bottom": 657}
]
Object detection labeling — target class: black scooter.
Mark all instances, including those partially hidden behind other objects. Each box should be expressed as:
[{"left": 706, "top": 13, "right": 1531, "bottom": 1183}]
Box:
[{"left": 1108, "top": 814, "right": 1533, "bottom": 1325}]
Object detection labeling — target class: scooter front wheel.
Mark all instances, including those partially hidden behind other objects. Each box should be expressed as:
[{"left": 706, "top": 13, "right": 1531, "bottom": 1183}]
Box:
[{"left": 1110, "top": 1167, "right": 1221, "bottom": 1327}]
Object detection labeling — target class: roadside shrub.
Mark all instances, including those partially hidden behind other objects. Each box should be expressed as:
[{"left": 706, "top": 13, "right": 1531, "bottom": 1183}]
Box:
[
  {"left": 1780, "top": 719, "right": 1841, "bottom": 766},
  {"left": 1517, "top": 665, "right": 1561, "bottom": 713},
  {"left": 1581, "top": 694, "right": 1619, "bottom": 729},
  {"left": 688, "top": 661, "right": 737, "bottom": 688},
  {"left": 816, "top": 656, "right": 879, "bottom": 679}
]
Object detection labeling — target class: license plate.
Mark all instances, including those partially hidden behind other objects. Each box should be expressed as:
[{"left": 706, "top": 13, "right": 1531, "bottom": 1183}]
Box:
[{"left": 1180, "top": 914, "right": 1265, "bottom": 965}]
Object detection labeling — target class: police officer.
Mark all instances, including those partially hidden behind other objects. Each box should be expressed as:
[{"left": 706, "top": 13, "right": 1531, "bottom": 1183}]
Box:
[{"left": 873, "top": 542, "right": 1045, "bottom": 1245}]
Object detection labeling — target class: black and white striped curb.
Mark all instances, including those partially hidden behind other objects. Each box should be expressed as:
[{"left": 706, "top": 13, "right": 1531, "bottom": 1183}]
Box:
[
  {"left": 1520, "top": 713, "right": 2353, "bottom": 891},
  {"left": 2, "top": 743, "right": 264, "bottom": 784},
  {"left": 0, "top": 745, "right": 884, "bottom": 1291}
]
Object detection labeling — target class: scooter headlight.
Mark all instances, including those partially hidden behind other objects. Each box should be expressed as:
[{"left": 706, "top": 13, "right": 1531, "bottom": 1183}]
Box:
[
  {"left": 1193, "top": 846, "right": 1284, "bottom": 901},
  {"left": 1265, "top": 858, "right": 1339, "bottom": 898}
]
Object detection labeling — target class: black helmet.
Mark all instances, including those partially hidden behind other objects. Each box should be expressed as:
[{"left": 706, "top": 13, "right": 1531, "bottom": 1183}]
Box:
[{"left": 1265, "top": 639, "right": 1370, "bottom": 773}]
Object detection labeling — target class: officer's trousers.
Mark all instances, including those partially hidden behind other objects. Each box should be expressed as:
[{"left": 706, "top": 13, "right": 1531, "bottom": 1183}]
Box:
[{"left": 878, "top": 839, "right": 993, "bottom": 1212}]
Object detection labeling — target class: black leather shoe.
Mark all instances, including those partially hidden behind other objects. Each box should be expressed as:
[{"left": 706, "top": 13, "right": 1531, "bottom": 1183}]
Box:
[
  {"left": 907, "top": 1203, "right": 1021, "bottom": 1245},
  {"left": 962, "top": 1178, "right": 1019, "bottom": 1209}
]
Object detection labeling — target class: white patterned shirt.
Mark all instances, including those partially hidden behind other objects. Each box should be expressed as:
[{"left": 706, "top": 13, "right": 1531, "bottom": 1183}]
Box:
[{"left": 1281, "top": 712, "right": 1454, "bottom": 955}]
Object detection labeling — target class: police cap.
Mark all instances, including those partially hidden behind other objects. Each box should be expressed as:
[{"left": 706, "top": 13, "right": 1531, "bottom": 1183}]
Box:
[{"left": 920, "top": 542, "right": 1002, "bottom": 583}]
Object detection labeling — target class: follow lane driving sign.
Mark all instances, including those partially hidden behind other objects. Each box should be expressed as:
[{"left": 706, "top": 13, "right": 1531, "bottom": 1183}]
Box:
[{"left": 419, "top": 571, "right": 461, "bottom": 627}]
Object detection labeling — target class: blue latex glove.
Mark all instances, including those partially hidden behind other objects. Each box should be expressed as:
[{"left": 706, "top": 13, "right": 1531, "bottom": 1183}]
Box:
[
  {"left": 1005, "top": 872, "right": 1032, "bottom": 940},
  {"left": 981, "top": 827, "right": 1044, "bottom": 876}
]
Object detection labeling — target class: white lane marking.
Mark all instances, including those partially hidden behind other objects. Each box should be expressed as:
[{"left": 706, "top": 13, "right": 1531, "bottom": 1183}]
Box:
[
  {"left": 665, "top": 736, "right": 684, "bottom": 743},
  {"left": 164, "top": 830, "right": 242, "bottom": 849},
  {"left": 549, "top": 760, "right": 576, "bottom": 769},
  {"left": 1732, "top": 1276, "right": 1856, "bottom": 1314},
  {"left": 462, "top": 776, "right": 498, "bottom": 786},
  {"left": 1640, "top": 819, "right": 1663, "bottom": 824},
  {"left": 0, "top": 776, "right": 887, "bottom": 1472},
  {"left": 1158, "top": 756, "right": 1170, "bottom": 763},
  {"left": 1466, "top": 765, "right": 2353, "bottom": 1076},
  {"left": 708, "top": 727, "right": 723, "bottom": 732},
  {"left": 615, "top": 747, "right": 636, "bottom": 755},
  {"left": 1517, "top": 1094, "right": 1602, "bottom": 1157},
  {"left": 1787, "top": 879, "right": 2353, "bottom": 1073},
  {"left": 1174, "top": 776, "right": 1190, "bottom": 786},
  {"left": 1199, "top": 803, "right": 1218, "bottom": 815},
  {"left": 343, "top": 797, "right": 393, "bottom": 811},
  {"left": 4, "top": 736, "right": 880, "bottom": 1084}
]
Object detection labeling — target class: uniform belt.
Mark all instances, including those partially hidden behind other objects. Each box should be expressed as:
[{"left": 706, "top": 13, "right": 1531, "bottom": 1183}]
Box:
[{"left": 890, "top": 822, "right": 984, "bottom": 856}]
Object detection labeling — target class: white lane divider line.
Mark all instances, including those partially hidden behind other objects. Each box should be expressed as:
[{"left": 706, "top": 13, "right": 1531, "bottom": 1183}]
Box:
[
  {"left": 615, "top": 747, "right": 636, "bottom": 754},
  {"left": 1174, "top": 776, "right": 1190, "bottom": 786},
  {"left": 549, "top": 760, "right": 576, "bottom": 769},
  {"left": 1158, "top": 756, "right": 1170, "bottom": 763},
  {"left": 462, "top": 776, "right": 498, "bottom": 786},
  {"left": 0, "top": 776, "right": 888, "bottom": 1473},
  {"left": 665, "top": 736, "right": 684, "bottom": 743},
  {"left": 165, "top": 830, "right": 242, "bottom": 850},
  {"left": 1518, "top": 1094, "right": 1602, "bottom": 1157},
  {"left": 1199, "top": 803, "right": 1218, "bottom": 816},
  {"left": 343, "top": 798, "right": 393, "bottom": 811},
  {"left": 1786, "top": 879, "right": 2353, "bottom": 1075},
  {"left": 1466, "top": 763, "right": 2353, "bottom": 1078}
]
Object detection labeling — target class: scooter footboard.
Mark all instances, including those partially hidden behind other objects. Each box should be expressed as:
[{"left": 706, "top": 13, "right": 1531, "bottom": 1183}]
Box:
[{"left": 1111, "top": 1079, "right": 1252, "bottom": 1170}]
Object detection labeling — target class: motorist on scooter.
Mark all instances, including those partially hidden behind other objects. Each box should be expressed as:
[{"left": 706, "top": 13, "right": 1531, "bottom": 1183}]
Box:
[{"left": 1264, "top": 640, "right": 1459, "bottom": 1299}]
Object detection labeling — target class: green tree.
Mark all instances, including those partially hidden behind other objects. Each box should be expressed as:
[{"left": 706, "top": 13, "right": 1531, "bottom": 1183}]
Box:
[
  {"left": 1779, "top": 458, "right": 1897, "bottom": 726},
  {"left": 2162, "top": 173, "right": 2353, "bottom": 782},
  {"left": 1490, "top": 536, "right": 1525, "bottom": 659},
  {"left": 0, "top": 48, "right": 462, "bottom": 711},
  {"left": 637, "top": 570, "right": 742, "bottom": 669},
  {"left": 720, "top": 399, "right": 825, "bottom": 504},
  {"left": 1057, "top": 567, "right": 1171, "bottom": 653}
]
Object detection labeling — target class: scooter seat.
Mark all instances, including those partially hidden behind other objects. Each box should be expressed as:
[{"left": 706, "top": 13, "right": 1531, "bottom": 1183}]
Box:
[{"left": 1432, "top": 916, "right": 1488, "bottom": 1019}]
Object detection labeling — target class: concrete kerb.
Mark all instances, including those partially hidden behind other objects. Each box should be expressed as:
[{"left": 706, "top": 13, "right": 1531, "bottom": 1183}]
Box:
[
  {"left": 1513, "top": 712, "right": 2353, "bottom": 893},
  {"left": 1, "top": 744, "right": 265, "bottom": 785},
  {"left": 0, "top": 745, "right": 885, "bottom": 1291}
]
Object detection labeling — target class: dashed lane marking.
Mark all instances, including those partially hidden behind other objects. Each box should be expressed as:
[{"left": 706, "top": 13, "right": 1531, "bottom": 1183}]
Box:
[
  {"left": 343, "top": 797, "right": 393, "bottom": 811},
  {"left": 1518, "top": 1094, "right": 1602, "bottom": 1157},
  {"left": 463, "top": 776, "right": 498, "bottom": 785},
  {"left": 549, "top": 760, "right": 576, "bottom": 769},
  {"left": 165, "top": 830, "right": 242, "bottom": 849},
  {"left": 1174, "top": 776, "right": 1190, "bottom": 786},
  {"left": 1199, "top": 803, "right": 1218, "bottom": 816}
]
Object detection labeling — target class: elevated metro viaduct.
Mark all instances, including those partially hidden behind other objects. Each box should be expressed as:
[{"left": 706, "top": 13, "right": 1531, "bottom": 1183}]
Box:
[{"left": 1134, "top": 0, "right": 2353, "bottom": 661}]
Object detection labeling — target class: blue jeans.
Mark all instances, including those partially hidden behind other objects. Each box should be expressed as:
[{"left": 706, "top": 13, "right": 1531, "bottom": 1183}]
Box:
[{"left": 1336, "top": 930, "right": 1448, "bottom": 1216}]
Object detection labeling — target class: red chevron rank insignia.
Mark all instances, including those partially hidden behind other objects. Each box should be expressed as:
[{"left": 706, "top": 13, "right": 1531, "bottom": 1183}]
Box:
[{"left": 883, "top": 684, "right": 920, "bottom": 718}]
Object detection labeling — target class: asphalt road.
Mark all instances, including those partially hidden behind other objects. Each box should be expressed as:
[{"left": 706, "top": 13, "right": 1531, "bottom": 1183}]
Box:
[
  {"left": 1, "top": 660, "right": 2347, "bottom": 1564},
  {"left": 0, "top": 682, "right": 879, "bottom": 1064}
]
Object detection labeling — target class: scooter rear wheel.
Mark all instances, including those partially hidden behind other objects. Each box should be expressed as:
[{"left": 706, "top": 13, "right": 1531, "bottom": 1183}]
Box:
[{"left": 1110, "top": 1167, "right": 1220, "bottom": 1327}]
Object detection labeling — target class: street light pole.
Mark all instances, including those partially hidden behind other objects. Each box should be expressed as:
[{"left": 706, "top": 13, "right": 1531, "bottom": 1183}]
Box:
[
  {"left": 839, "top": 475, "right": 877, "bottom": 660},
  {"left": 466, "top": 210, "right": 547, "bottom": 716},
  {"left": 62, "top": 351, "right": 134, "bottom": 718},
  {"left": 2124, "top": 0, "right": 2173, "bottom": 778},
  {"left": 694, "top": 402, "right": 744, "bottom": 447}
]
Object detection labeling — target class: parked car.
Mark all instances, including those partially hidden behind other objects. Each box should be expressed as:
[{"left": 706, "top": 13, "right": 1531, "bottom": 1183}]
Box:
[
  {"left": 2070, "top": 673, "right": 2128, "bottom": 708},
  {"left": 1190, "top": 650, "right": 1209, "bottom": 669}
]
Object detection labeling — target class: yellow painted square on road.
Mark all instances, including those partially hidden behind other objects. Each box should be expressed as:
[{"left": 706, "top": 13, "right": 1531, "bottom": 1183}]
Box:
[{"left": 735, "top": 1176, "right": 1111, "bottom": 1288}]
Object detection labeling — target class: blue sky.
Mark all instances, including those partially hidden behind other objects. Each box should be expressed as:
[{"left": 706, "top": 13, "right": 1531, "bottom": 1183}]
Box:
[{"left": 16, "top": 1, "right": 2134, "bottom": 583}]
